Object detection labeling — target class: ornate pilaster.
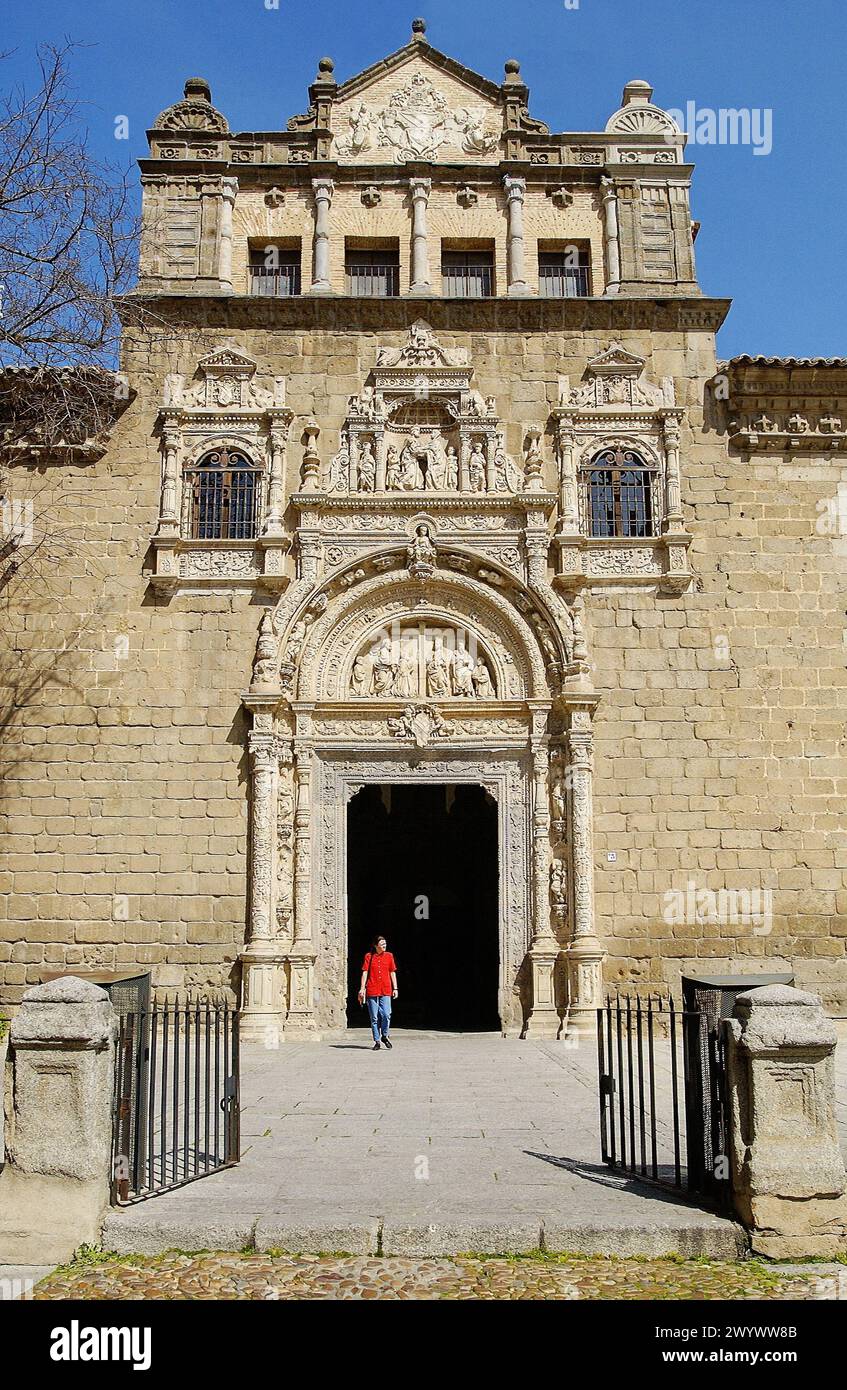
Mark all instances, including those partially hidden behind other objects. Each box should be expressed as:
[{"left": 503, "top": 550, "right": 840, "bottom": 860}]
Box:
[
  {"left": 156, "top": 423, "right": 182, "bottom": 538},
  {"left": 310, "top": 178, "right": 334, "bottom": 293},
  {"left": 662, "top": 413, "right": 684, "bottom": 531},
  {"left": 288, "top": 741, "right": 318, "bottom": 1036},
  {"left": 524, "top": 711, "right": 561, "bottom": 1038},
  {"left": 218, "top": 176, "right": 238, "bottom": 291},
  {"left": 601, "top": 176, "right": 621, "bottom": 296},
  {"left": 564, "top": 707, "right": 605, "bottom": 1035},
  {"left": 408, "top": 178, "right": 432, "bottom": 294},
  {"left": 503, "top": 176, "right": 530, "bottom": 296},
  {"left": 555, "top": 414, "right": 579, "bottom": 535},
  {"left": 240, "top": 723, "right": 287, "bottom": 1044},
  {"left": 262, "top": 412, "right": 295, "bottom": 537}
]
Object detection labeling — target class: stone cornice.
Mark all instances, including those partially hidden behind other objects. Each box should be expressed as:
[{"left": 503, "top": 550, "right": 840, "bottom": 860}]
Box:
[{"left": 120, "top": 294, "right": 731, "bottom": 334}]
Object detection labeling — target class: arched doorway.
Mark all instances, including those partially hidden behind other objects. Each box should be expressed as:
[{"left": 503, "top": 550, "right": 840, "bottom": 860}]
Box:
[{"left": 345, "top": 782, "right": 500, "bottom": 1031}]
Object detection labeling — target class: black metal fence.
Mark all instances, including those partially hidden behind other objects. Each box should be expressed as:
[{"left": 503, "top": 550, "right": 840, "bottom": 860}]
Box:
[
  {"left": 111, "top": 996, "right": 240, "bottom": 1205},
  {"left": 596, "top": 995, "right": 729, "bottom": 1207}
]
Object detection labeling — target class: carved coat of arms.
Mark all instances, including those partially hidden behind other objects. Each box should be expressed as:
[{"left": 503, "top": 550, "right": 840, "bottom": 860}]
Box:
[{"left": 336, "top": 75, "right": 499, "bottom": 162}]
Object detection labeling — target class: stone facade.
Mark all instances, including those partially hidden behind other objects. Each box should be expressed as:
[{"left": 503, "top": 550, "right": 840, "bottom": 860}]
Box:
[{"left": 1, "top": 22, "right": 846, "bottom": 1035}]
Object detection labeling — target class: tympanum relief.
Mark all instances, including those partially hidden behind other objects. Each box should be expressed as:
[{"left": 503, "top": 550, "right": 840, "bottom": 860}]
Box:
[{"left": 349, "top": 622, "right": 497, "bottom": 700}]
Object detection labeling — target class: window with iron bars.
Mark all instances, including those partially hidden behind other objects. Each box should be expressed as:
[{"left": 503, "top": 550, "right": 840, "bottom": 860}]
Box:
[
  {"left": 538, "top": 246, "right": 591, "bottom": 297},
  {"left": 345, "top": 246, "right": 400, "bottom": 297},
  {"left": 580, "top": 447, "right": 661, "bottom": 538},
  {"left": 441, "top": 247, "right": 494, "bottom": 298},
  {"left": 185, "top": 447, "right": 262, "bottom": 540},
  {"left": 248, "top": 244, "right": 301, "bottom": 297}
]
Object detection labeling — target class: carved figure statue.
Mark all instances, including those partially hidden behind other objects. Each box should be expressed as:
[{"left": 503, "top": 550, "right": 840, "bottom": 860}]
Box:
[
  {"left": 468, "top": 441, "right": 487, "bottom": 493},
  {"left": 426, "top": 643, "right": 452, "bottom": 697},
  {"left": 444, "top": 445, "right": 459, "bottom": 490},
  {"left": 358, "top": 440, "right": 376, "bottom": 492},
  {"left": 472, "top": 657, "right": 494, "bottom": 697},
  {"left": 350, "top": 653, "right": 372, "bottom": 696},
  {"left": 385, "top": 445, "right": 402, "bottom": 490},
  {"left": 393, "top": 645, "right": 418, "bottom": 698},
  {"left": 371, "top": 638, "right": 398, "bottom": 695},
  {"left": 251, "top": 610, "right": 280, "bottom": 687},
  {"left": 452, "top": 642, "right": 475, "bottom": 698}
]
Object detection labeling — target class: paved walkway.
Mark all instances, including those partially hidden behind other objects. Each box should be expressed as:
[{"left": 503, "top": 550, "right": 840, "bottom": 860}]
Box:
[
  {"left": 31, "top": 1251, "right": 847, "bottom": 1301},
  {"left": 103, "top": 1031, "right": 743, "bottom": 1257}
]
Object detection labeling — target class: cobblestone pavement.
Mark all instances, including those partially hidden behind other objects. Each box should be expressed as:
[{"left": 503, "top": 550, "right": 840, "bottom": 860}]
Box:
[{"left": 32, "top": 1253, "right": 847, "bottom": 1301}]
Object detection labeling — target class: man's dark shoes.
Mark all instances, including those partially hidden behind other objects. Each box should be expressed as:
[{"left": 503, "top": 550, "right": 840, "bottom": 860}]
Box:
[
  {"left": 372, "top": 1042, "right": 381, "bottom": 1051},
  {"left": 381, "top": 1036, "right": 392, "bottom": 1049}
]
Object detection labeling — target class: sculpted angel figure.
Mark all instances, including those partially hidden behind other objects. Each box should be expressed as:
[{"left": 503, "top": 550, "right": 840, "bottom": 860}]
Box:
[{"left": 338, "top": 102, "right": 373, "bottom": 156}]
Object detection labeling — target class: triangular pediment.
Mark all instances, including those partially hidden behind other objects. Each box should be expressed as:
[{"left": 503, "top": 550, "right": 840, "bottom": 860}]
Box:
[
  {"left": 585, "top": 343, "right": 647, "bottom": 375},
  {"left": 197, "top": 347, "right": 257, "bottom": 376},
  {"left": 332, "top": 41, "right": 505, "bottom": 163}
]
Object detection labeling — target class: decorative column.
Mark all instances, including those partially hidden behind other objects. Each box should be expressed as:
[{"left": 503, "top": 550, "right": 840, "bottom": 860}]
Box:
[
  {"left": 156, "top": 424, "right": 182, "bottom": 537},
  {"left": 287, "top": 742, "right": 318, "bottom": 1036},
  {"left": 564, "top": 707, "right": 605, "bottom": 1036},
  {"left": 300, "top": 420, "right": 321, "bottom": 491},
  {"left": 556, "top": 415, "right": 579, "bottom": 534},
  {"left": 263, "top": 411, "right": 294, "bottom": 537},
  {"left": 218, "top": 176, "right": 238, "bottom": 291},
  {"left": 310, "top": 178, "right": 335, "bottom": 293},
  {"left": 240, "top": 723, "right": 287, "bottom": 1044},
  {"left": 408, "top": 177, "right": 432, "bottom": 294},
  {"left": 524, "top": 712, "right": 562, "bottom": 1039},
  {"left": 661, "top": 413, "right": 684, "bottom": 531},
  {"left": 503, "top": 176, "right": 530, "bottom": 296},
  {"left": 600, "top": 176, "right": 621, "bottom": 296}
]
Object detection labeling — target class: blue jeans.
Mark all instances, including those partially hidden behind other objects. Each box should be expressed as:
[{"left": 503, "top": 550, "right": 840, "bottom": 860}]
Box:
[{"left": 367, "top": 995, "right": 391, "bottom": 1042}]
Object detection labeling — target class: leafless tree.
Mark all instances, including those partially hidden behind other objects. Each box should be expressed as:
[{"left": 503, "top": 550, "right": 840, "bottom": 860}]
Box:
[{"left": 0, "top": 41, "right": 141, "bottom": 605}]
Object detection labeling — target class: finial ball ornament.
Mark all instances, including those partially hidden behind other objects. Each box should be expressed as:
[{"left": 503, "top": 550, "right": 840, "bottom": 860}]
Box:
[{"left": 412, "top": 18, "right": 427, "bottom": 34}]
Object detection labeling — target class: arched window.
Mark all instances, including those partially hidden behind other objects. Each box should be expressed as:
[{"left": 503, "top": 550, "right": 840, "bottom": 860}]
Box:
[
  {"left": 581, "top": 446, "right": 659, "bottom": 538},
  {"left": 185, "top": 447, "right": 261, "bottom": 540}
]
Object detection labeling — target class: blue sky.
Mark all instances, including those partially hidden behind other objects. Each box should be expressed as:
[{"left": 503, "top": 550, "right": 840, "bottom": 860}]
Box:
[{"left": 4, "top": 0, "right": 845, "bottom": 357}]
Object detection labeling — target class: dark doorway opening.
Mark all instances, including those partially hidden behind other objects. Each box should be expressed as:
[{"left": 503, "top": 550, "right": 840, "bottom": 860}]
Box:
[{"left": 346, "top": 783, "right": 499, "bottom": 1031}]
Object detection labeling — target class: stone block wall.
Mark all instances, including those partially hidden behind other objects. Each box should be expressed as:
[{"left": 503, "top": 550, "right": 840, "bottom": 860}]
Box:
[{"left": 2, "top": 319, "right": 846, "bottom": 1011}]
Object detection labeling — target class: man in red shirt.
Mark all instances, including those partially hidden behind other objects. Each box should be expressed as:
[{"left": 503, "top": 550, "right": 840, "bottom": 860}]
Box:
[{"left": 358, "top": 936, "right": 398, "bottom": 1050}]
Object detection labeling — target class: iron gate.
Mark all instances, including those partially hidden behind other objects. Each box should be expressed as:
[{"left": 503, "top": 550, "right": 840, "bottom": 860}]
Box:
[
  {"left": 596, "top": 995, "right": 729, "bottom": 1207},
  {"left": 112, "top": 996, "right": 240, "bottom": 1204}
]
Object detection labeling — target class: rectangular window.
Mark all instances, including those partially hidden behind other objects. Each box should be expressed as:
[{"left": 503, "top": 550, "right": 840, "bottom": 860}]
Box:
[
  {"left": 441, "top": 246, "right": 495, "bottom": 298},
  {"left": 345, "top": 243, "right": 400, "bottom": 297},
  {"left": 538, "top": 245, "right": 591, "bottom": 298},
  {"left": 249, "top": 241, "right": 301, "bottom": 297}
]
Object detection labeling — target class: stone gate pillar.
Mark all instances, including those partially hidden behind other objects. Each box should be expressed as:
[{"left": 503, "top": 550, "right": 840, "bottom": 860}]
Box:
[
  {"left": 0, "top": 978, "right": 117, "bottom": 1263},
  {"left": 725, "top": 984, "right": 847, "bottom": 1257},
  {"left": 564, "top": 705, "right": 605, "bottom": 1035}
]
